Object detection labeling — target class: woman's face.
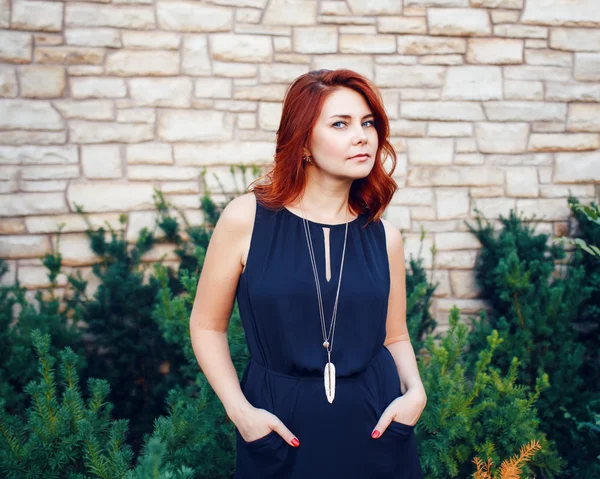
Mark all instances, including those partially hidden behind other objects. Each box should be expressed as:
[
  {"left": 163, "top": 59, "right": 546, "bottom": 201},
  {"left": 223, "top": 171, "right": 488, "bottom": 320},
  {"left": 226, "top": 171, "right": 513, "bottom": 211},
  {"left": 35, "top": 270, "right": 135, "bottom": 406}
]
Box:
[{"left": 306, "top": 87, "right": 378, "bottom": 180}]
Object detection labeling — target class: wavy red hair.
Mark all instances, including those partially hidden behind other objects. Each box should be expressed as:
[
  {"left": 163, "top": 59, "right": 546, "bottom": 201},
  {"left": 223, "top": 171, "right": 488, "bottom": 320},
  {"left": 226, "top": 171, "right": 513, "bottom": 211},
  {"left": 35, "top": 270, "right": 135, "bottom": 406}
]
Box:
[{"left": 249, "top": 69, "right": 398, "bottom": 226}]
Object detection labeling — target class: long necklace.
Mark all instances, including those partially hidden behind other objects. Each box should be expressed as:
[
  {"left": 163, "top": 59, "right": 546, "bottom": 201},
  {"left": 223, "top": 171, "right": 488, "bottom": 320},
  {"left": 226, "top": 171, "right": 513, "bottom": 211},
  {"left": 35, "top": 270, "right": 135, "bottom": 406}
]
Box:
[{"left": 300, "top": 199, "right": 349, "bottom": 403}]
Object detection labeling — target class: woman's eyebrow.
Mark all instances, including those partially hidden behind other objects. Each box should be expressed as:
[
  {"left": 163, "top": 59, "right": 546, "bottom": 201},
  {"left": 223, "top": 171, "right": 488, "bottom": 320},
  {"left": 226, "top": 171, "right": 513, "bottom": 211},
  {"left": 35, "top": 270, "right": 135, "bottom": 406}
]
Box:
[{"left": 328, "top": 113, "right": 375, "bottom": 119}]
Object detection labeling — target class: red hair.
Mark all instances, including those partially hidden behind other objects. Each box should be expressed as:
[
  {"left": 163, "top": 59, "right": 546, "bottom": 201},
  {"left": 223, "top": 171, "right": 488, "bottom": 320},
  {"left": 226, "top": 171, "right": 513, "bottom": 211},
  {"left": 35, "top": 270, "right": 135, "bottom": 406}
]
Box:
[{"left": 249, "top": 69, "right": 398, "bottom": 226}]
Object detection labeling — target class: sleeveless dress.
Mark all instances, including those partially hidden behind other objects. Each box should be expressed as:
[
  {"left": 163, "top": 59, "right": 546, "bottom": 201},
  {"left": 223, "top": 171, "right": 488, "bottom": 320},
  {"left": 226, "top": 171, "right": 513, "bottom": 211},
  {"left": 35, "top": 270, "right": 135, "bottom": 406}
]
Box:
[{"left": 234, "top": 198, "right": 424, "bottom": 478}]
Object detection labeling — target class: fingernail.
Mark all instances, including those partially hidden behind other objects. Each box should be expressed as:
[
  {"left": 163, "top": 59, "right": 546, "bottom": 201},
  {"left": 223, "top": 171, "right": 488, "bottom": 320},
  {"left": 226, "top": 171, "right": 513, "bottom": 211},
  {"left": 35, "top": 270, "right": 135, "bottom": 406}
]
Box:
[
  {"left": 371, "top": 430, "right": 380, "bottom": 439},
  {"left": 291, "top": 438, "right": 300, "bottom": 447}
]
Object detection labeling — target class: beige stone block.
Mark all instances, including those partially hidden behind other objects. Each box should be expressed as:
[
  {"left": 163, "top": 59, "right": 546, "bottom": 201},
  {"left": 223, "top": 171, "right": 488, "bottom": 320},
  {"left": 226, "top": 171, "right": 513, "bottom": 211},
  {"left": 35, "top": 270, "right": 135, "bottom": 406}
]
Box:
[
  {"left": 409, "top": 166, "right": 504, "bottom": 187},
  {"left": 236, "top": 8, "right": 262, "bottom": 23},
  {"left": 67, "top": 181, "right": 156, "bottom": 212},
  {"left": 234, "top": 85, "right": 287, "bottom": 101},
  {"left": 70, "top": 121, "right": 152, "bottom": 143},
  {"left": 403, "top": 232, "right": 434, "bottom": 268},
  {"left": 313, "top": 55, "right": 374, "bottom": 79},
  {"left": 487, "top": 153, "right": 552, "bottom": 166},
  {"left": 455, "top": 138, "right": 477, "bottom": 153},
  {"left": 522, "top": 0, "right": 600, "bottom": 27},
  {"left": 550, "top": 28, "right": 600, "bottom": 51},
  {"left": 392, "top": 187, "right": 434, "bottom": 206},
  {"left": 504, "top": 80, "right": 543, "bottom": 100},
  {"left": 529, "top": 133, "right": 600, "bottom": 151},
  {"left": 0, "top": 145, "right": 77, "bottom": 165},
  {"left": 470, "top": 0, "right": 522, "bottom": 7},
  {"left": 0, "top": 66, "right": 17, "bottom": 98},
  {"left": 471, "top": 197, "right": 515, "bottom": 218},
  {"left": 235, "top": 24, "right": 291, "bottom": 35},
  {"left": 213, "top": 61, "right": 258, "bottom": 78},
  {"left": 320, "top": 1, "right": 350, "bottom": 15},
  {"left": 428, "top": 8, "right": 491, "bottom": 36},
  {"left": 210, "top": 34, "right": 272, "bottom": 62},
  {"left": 540, "top": 184, "right": 597, "bottom": 199},
  {"left": 18, "top": 265, "right": 67, "bottom": 289},
  {"left": 455, "top": 153, "right": 484, "bottom": 165},
  {"left": 410, "top": 206, "right": 435, "bottom": 220},
  {"left": 214, "top": 100, "right": 256, "bottom": 112},
  {"left": 389, "top": 119, "right": 427, "bottom": 137},
  {"left": 35, "top": 47, "right": 104, "bottom": 65},
  {"left": 34, "top": 33, "right": 63, "bottom": 46},
  {"left": 52, "top": 100, "right": 113, "bottom": 121},
  {"left": 293, "top": 26, "right": 337, "bottom": 54},
  {"left": 117, "top": 108, "right": 155, "bottom": 124},
  {"left": 174, "top": 141, "right": 274, "bottom": 165},
  {"left": 471, "top": 186, "right": 504, "bottom": 197},
  {"left": 567, "top": 104, "right": 600, "bottom": 132},
  {"left": 81, "top": 144, "right": 121, "bottom": 179},
  {"left": 25, "top": 213, "right": 122, "bottom": 234},
  {"left": 490, "top": 10, "right": 521, "bottom": 23},
  {"left": 485, "top": 102, "right": 567, "bottom": 122},
  {"left": 159, "top": 182, "right": 200, "bottom": 194},
  {"left": 70, "top": 78, "right": 126, "bottom": 99},
  {"left": 436, "top": 232, "right": 480, "bottom": 250},
  {"left": 181, "top": 35, "right": 211, "bottom": 76},
  {"left": 273, "top": 36, "right": 292, "bottom": 52},
  {"left": 21, "top": 165, "right": 79, "bottom": 181},
  {"left": 0, "top": 100, "right": 63, "bottom": 130},
  {"left": 401, "top": 101, "right": 485, "bottom": 121},
  {"left": 128, "top": 165, "right": 198, "bottom": 181},
  {"left": 0, "top": 166, "right": 18, "bottom": 181},
  {"left": 381, "top": 89, "right": 399, "bottom": 120},
  {"left": 420, "top": 54, "right": 463, "bottom": 65},
  {"left": 397, "top": 35, "right": 466, "bottom": 55},
  {"left": 428, "top": 122, "right": 472, "bottom": 137},
  {"left": 20, "top": 66, "right": 65, "bottom": 99},
  {"left": 0, "top": 130, "right": 66, "bottom": 145},
  {"left": 0, "top": 193, "right": 68, "bottom": 216},
  {"left": 52, "top": 234, "right": 98, "bottom": 266},
  {"left": 506, "top": 167, "right": 539, "bottom": 197},
  {"left": 194, "top": 78, "right": 233, "bottom": 99},
  {"left": 130, "top": 78, "right": 192, "bottom": 108},
  {"left": 384, "top": 205, "right": 411, "bottom": 230},
  {"left": 65, "top": 3, "right": 155, "bottom": 29},
  {"left": 262, "top": 0, "right": 317, "bottom": 25},
  {"left": 261, "top": 64, "right": 309, "bottom": 84},
  {"left": 466, "top": 38, "right": 522, "bottom": 64},
  {"left": 436, "top": 188, "right": 470, "bottom": 219},
  {"left": 525, "top": 48, "right": 572, "bottom": 67},
  {"left": 376, "top": 55, "right": 418, "bottom": 65},
  {"left": 0, "top": 0, "right": 9, "bottom": 28},
  {"left": 346, "top": 0, "right": 402, "bottom": 14},
  {"left": 449, "top": 270, "right": 479, "bottom": 298},
  {"left": 435, "top": 250, "right": 478, "bottom": 269},
  {"left": 554, "top": 151, "right": 600, "bottom": 183},
  {"left": 406, "top": 0, "right": 467, "bottom": 5},
  {"left": 12, "top": 0, "right": 63, "bottom": 31},
  {"left": 0, "top": 235, "right": 51, "bottom": 258},
  {"left": 106, "top": 51, "right": 179, "bottom": 76},
  {"left": 546, "top": 82, "right": 600, "bottom": 102},
  {"left": 525, "top": 39, "right": 547, "bottom": 48},
  {"left": 237, "top": 113, "right": 257, "bottom": 129},
  {"left": 121, "top": 31, "right": 180, "bottom": 50},
  {"left": 65, "top": 28, "right": 121, "bottom": 48},
  {"left": 504, "top": 65, "right": 570, "bottom": 81},
  {"left": 0, "top": 31, "right": 32, "bottom": 63},
  {"left": 68, "top": 65, "right": 104, "bottom": 76},
  {"left": 532, "top": 122, "right": 565, "bottom": 133},
  {"left": 258, "top": 102, "right": 282, "bottom": 131},
  {"left": 429, "top": 269, "right": 450, "bottom": 297},
  {"left": 400, "top": 89, "right": 440, "bottom": 100},
  {"left": 517, "top": 198, "right": 572, "bottom": 221},
  {"left": 378, "top": 16, "right": 426, "bottom": 34},
  {"left": 574, "top": 53, "right": 600, "bottom": 81},
  {"left": 126, "top": 210, "right": 159, "bottom": 242},
  {"left": 407, "top": 138, "right": 453, "bottom": 165},
  {"left": 340, "top": 34, "right": 395, "bottom": 53},
  {"left": 494, "top": 24, "right": 548, "bottom": 39},
  {"left": 475, "top": 122, "right": 529, "bottom": 154},
  {"left": 157, "top": 1, "right": 232, "bottom": 32},
  {"left": 21, "top": 180, "right": 69, "bottom": 192},
  {"left": 158, "top": 110, "right": 233, "bottom": 142},
  {"left": 127, "top": 143, "right": 172, "bottom": 165},
  {"left": 376, "top": 65, "right": 445, "bottom": 88},
  {"left": 442, "top": 66, "right": 502, "bottom": 100}
]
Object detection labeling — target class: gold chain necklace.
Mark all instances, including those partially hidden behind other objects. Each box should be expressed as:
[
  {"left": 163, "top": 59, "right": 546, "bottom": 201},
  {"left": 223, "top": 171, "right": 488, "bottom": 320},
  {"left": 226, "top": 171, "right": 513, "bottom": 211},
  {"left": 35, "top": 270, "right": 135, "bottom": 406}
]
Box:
[{"left": 300, "top": 199, "right": 349, "bottom": 403}]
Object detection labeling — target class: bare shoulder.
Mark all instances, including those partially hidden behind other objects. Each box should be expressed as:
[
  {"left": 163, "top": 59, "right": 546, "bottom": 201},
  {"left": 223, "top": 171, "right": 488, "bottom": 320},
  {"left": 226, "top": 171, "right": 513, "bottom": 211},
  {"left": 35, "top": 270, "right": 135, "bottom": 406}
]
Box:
[
  {"left": 217, "top": 191, "right": 257, "bottom": 233},
  {"left": 380, "top": 217, "right": 404, "bottom": 252}
]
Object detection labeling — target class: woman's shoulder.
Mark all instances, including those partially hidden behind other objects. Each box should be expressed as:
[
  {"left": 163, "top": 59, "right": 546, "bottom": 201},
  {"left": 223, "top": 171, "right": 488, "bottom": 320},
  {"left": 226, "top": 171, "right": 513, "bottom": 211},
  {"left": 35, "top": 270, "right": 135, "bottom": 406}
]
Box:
[{"left": 217, "top": 192, "right": 257, "bottom": 234}]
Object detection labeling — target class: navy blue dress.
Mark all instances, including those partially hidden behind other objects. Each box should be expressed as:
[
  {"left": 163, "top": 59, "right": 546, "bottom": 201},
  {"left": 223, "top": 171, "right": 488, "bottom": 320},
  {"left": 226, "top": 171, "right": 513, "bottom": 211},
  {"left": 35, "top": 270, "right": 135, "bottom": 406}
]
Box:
[{"left": 234, "top": 197, "right": 423, "bottom": 478}]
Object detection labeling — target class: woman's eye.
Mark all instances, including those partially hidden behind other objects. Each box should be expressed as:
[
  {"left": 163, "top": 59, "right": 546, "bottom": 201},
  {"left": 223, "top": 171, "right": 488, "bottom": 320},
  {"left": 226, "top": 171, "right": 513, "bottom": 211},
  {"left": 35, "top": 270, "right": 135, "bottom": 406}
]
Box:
[
  {"left": 332, "top": 121, "right": 346, "bottom": 128},
  {"left": 332, "top": 120, "right": 375, "bottom": 128},
  {"left": 363, "top": 120, "right": 375, "bottom": 127}
]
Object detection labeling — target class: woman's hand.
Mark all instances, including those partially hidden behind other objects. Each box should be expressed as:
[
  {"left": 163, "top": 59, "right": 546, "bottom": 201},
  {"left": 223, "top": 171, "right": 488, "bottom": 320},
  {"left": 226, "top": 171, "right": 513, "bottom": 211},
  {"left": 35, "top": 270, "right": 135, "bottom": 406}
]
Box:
[
  {"left": 371, "top": 389, "right": 427, "bottom": 439},
  {"left": 232, "top": 404, "right": 300, "bottom": 447}
]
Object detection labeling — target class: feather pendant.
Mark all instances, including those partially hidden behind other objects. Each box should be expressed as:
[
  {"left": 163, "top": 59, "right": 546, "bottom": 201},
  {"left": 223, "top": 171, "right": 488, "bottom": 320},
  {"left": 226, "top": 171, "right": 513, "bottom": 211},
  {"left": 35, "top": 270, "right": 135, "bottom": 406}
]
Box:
[{"left": 324, "top": 361, "right": 336, "bottom": 403}]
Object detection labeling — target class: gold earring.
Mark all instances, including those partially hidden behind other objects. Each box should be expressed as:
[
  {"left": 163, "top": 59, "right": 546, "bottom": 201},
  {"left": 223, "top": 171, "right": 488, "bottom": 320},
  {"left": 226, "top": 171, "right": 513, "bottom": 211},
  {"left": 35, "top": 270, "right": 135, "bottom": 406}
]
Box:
[{"left": 302, "top": 152, "right": 313, "bottom": 164}]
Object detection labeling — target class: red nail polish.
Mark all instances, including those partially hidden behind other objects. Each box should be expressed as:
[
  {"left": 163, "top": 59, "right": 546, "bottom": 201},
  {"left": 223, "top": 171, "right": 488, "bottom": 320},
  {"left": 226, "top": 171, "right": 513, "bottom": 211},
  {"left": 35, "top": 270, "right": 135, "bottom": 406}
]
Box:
[
  {"left": 371, "top": 430, "right": 380, "bottom": 439},
  {"left": 292, "top": 438, "right": 300, "bottom": 447}
]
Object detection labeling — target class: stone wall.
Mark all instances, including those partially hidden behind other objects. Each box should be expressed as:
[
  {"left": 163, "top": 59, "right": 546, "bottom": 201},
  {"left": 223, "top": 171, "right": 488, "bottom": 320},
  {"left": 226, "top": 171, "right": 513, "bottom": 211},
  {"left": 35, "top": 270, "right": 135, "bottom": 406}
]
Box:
[{"left": 1, "top": 0, "right": 599, "bottom": 332}]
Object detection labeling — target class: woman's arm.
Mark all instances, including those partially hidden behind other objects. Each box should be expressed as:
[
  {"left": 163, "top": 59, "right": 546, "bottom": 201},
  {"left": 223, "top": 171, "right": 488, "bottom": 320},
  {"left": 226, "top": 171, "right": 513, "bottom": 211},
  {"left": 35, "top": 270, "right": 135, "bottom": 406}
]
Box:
[
  {"left": 381, "top": 219, "right": 427, "bottom": 401},
  {"left": 189, "top": 193, "right": 255, "bottom": 421}
]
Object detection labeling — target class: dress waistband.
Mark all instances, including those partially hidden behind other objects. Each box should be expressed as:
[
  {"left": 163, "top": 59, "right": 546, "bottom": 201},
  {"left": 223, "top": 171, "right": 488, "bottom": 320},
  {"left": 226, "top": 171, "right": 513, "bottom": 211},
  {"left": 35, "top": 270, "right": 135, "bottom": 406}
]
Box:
[{"left": 248, "top": 346, "right": 387, "bottom": 382}]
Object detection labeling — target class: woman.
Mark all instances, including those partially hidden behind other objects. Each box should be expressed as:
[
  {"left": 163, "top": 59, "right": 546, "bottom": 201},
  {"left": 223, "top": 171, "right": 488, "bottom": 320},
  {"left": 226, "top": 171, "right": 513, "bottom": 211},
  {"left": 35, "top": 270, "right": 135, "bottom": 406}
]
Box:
[{"left": 189, "top": 69, "right": 426, "bottom": 478}]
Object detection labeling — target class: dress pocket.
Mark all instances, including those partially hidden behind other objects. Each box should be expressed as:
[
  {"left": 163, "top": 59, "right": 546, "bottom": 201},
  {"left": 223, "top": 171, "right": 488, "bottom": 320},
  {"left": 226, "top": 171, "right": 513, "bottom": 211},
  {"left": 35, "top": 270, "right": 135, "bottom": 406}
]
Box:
[{"left": 386, "top": 420, "right": 415, "bottom": 439}]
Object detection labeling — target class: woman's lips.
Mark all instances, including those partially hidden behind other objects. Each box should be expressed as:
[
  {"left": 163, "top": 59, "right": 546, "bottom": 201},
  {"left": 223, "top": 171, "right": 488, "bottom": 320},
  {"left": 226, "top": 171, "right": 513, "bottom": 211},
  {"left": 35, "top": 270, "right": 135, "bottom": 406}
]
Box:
[{"left": 349, "top": 154, "right": 369, "bottom": 161}]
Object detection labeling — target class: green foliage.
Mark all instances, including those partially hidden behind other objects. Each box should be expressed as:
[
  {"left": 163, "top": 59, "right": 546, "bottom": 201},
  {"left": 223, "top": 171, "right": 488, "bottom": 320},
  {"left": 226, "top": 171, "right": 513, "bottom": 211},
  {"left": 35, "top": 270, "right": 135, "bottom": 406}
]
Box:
[
  {"left": 466, "top": 209, "right": 599, "bottom": 478},
  {"left": 418, "top": 307, "right": 562, "bottom": 479}
]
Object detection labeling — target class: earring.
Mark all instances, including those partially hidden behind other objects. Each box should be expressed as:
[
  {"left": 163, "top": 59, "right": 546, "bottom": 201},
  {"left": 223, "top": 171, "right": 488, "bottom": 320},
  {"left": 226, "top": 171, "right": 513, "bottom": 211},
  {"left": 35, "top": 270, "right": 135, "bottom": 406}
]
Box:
[{"left": 302, "top": 151, "right": 313, "bottom": 164}]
